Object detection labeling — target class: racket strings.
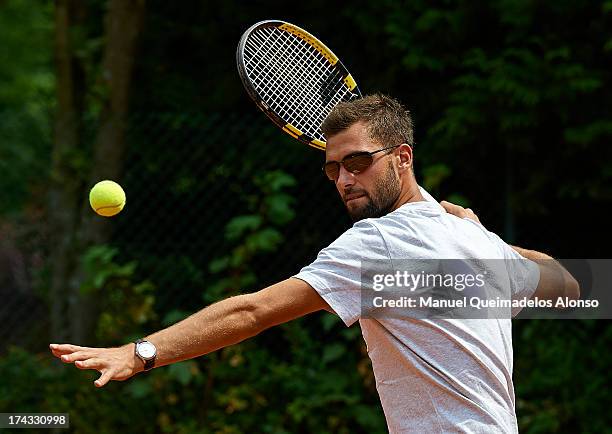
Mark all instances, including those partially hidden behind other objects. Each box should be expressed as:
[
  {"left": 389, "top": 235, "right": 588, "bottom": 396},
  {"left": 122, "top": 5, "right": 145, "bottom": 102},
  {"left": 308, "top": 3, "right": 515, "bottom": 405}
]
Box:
[
  {"left": 251, "top": 30, "right": 320, "bottom": 123},
  {"left": 243, "top": 26, "right": 354, "bottom": 141},
  {"left": 247, "top": 29, "right": 329, "bottom": 130}
]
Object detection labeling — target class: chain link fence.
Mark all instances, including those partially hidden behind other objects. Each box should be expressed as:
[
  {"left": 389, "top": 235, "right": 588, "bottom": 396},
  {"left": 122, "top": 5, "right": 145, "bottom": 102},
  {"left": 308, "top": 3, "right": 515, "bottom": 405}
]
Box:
[{"left": 0, "top": 111, "right": 351, "bottom": 353}]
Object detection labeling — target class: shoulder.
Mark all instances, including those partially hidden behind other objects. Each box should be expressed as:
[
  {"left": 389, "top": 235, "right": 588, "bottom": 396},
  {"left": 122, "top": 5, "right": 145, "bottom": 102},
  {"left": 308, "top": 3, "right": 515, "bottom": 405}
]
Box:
[
  {"left": 310, "top": 219, "right": 390, "bottom": 264},
  {"left": 329, "top": 219, "right": 385, "bottom": 250}
]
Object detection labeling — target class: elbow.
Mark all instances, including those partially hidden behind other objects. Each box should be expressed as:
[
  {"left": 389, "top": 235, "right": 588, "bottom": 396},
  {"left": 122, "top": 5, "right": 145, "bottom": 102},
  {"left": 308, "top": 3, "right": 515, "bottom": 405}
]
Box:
[
  {"left": 564, "top": 274, "right": 580, "bottom": 301},
  {"left": 564, "top": 264, "right": 581, "bottom": 300},
  {"left": 239, "top": 293, "right": 270, "bottom": 337}
]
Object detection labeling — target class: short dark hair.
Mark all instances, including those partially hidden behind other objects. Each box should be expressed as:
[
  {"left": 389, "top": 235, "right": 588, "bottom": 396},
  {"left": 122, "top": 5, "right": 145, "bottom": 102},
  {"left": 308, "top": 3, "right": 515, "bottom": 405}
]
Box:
[{"left": 321, "top": 94, "right": 414, "bottom": 147}]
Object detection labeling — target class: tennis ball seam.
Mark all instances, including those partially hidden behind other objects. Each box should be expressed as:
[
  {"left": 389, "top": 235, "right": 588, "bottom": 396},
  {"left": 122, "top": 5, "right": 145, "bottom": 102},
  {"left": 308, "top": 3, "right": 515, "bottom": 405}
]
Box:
[{"left": 95, "top": 203, "right": 124, "bottom": 210}]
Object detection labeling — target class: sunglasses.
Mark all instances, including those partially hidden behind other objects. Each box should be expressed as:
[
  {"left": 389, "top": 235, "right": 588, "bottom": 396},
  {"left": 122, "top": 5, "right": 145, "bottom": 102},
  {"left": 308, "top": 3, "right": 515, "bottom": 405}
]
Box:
[{"left": 323, "top": 145, "right": 400, "bottom": 181}]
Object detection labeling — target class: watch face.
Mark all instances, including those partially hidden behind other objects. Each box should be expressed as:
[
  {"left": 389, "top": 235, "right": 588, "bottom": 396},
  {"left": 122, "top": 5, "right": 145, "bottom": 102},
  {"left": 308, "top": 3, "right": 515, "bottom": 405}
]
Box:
[{"left": 137, "top": 341, "right": 156, "bottom": 359}]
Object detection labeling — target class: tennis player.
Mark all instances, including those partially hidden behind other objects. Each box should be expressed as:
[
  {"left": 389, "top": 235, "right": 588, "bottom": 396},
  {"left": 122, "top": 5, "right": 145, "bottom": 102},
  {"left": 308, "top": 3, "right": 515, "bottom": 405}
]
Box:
[{"left": 50, "top": 94, "right": 579, "bottom": 433}]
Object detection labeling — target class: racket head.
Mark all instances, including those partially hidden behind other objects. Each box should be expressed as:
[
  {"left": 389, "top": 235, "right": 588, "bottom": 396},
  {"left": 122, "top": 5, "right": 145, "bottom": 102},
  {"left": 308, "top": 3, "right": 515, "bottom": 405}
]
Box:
[{"left": 237, "top": 20, "right": 362, "bottom": 150}]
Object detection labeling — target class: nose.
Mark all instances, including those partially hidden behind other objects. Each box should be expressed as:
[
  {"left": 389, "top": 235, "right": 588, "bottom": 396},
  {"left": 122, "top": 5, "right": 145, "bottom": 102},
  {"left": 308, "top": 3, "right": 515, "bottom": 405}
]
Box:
[{"left": 336, "top": 164, "right": 356, "bottom": 189}]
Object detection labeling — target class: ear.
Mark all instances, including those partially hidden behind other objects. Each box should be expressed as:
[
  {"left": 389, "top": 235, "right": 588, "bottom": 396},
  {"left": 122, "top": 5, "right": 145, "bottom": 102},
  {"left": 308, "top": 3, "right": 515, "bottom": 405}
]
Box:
[{"left": 397, "top": 144, "right": 413, "bottom": 174}]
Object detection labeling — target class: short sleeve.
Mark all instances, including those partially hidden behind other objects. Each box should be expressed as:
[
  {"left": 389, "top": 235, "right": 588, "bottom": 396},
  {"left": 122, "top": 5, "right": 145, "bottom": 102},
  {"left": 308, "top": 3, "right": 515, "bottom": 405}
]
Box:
[{"left": 293, "top": 220, "right": 390, "bottom": 327}]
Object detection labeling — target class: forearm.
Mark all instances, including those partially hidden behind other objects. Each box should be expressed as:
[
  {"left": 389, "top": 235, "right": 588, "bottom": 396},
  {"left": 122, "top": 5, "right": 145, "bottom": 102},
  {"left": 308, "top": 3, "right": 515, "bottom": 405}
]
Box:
[
  {"left": 144, "top": 293, "right": 261, "bottom": 368},
  {"left": 510, "top": 245, "right": 580, "bottom": 301}
]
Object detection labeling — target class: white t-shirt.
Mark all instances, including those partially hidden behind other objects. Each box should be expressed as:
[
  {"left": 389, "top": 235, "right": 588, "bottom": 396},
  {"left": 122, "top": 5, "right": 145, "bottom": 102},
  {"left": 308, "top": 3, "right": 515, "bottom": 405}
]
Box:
[{"left": 294, "top": 188, "right": 540, "bottom": 433}]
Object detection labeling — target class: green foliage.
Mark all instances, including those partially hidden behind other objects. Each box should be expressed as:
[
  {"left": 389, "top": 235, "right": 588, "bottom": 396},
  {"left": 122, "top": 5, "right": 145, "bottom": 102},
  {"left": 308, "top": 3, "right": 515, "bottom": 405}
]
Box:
[
  {"left": 422, "top": 163, "right": 451, "bottom": 193},
  {"left": 207, "top": 170, "right": 297, "bottom": 301},
  {"left": 0, "top": 0, "right": 53, "bottom": 105},
  {"left": 225, "top": 215, "right": 263, "bottom": 241},
  {"left": 352, "top": 0, "right": 612, "bottom": 230},
  {"left": 81, "top": 245, "right": 137, "bottom": 292},
  {"left": 0, "top": 0, "right": 54, "bottom": 214},
  {"left": 514, "top": 320, "right": 612, "bottom": 433},
  {"left": 0, "top": 347, "right": 158, "bottom": 434},
  {"left": 81, "top": 245, "right": 156, "bottom": 343}
]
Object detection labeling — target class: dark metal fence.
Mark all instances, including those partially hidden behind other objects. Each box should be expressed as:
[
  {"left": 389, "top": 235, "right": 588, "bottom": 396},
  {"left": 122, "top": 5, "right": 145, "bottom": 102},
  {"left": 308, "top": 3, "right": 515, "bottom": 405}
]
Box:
[{"left": 0, "top": 111, "right": 350, "bottom": 353}]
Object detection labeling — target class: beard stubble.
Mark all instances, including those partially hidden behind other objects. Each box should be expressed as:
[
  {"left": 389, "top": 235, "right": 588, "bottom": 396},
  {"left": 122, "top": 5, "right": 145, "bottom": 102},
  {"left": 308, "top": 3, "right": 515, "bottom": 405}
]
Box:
[{"left": 346, "top": 160, "right": 401, "bottom": 222}]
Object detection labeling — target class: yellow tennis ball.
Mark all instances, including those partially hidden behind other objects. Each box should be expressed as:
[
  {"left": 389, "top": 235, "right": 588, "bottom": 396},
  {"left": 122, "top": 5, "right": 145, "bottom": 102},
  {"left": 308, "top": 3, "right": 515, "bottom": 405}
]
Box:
[{"left": 89, "top": 180, "right": 126, "bottom": 217}]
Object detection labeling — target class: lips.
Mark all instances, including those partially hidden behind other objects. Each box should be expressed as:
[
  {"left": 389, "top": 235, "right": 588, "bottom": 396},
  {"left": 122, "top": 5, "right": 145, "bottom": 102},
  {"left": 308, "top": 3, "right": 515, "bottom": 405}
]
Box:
[{"left": 345, "top": 194, "right": 365, "bottom": 203}]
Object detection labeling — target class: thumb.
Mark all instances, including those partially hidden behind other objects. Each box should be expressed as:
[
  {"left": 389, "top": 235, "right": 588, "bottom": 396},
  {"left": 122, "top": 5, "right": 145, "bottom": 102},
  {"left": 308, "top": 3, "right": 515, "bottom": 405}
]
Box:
[{"left": 95, "top": 370, "right": 113, "bottom": 388}]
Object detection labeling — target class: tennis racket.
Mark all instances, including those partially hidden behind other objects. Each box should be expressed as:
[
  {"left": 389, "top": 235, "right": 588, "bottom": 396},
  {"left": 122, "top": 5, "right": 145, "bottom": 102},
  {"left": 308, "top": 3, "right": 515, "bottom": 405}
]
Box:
[{"left": 237, "top": 20, "right": 362, "bottom": 150}]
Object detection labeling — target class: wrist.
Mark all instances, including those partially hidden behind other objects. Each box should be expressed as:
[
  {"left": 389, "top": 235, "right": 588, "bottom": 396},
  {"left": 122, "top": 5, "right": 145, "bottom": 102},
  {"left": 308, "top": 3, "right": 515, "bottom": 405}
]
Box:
[
  {"left": 125, "top": 343, "right": 145, "bottom": 375},
  {"left": 133, "top": 339, "right": 157, "bottom": 371}
]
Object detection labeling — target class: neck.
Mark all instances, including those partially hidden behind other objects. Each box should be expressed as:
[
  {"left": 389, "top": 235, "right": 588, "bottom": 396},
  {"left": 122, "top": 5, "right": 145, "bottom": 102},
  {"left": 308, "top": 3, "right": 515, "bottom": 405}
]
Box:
[{"left": 391, "top": 179, "right": 424, "bottom": 211}]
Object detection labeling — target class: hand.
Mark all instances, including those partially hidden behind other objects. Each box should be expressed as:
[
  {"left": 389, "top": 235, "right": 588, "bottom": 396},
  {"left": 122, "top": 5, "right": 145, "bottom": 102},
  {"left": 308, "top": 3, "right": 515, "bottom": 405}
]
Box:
[
  {"left": 440, "top": 200, "right": 482, "bottom": 225},
  {"left": 49, "top": 343, "right": 143, "bottom": 387}
]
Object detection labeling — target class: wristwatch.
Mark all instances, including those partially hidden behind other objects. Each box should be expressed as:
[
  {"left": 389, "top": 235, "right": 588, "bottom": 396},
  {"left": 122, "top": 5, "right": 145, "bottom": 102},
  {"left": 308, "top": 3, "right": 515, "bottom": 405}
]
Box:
[{"left": 134, "top": 339, "right": 157, "bottom": 371}]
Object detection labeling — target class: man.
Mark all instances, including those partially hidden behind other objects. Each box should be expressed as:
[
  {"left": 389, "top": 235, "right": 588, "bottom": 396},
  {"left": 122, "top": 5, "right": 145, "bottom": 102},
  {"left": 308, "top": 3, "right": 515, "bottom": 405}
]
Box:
[{"left": 50, "top": 95, "right": 579, "bottom": 433}]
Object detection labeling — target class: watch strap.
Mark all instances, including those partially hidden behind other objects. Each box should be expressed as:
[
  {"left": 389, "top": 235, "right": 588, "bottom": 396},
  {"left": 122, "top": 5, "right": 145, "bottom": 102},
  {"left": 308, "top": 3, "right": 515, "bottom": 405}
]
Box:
[{"left": 143, "top": 358, "right": 155, "bottom": 371}]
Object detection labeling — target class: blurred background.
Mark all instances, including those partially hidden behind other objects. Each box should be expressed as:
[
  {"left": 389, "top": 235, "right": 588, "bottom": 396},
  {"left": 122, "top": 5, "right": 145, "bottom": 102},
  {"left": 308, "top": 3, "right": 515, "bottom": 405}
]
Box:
[{"left": 1, "top": 0, "right": 611, "bottom": 433}]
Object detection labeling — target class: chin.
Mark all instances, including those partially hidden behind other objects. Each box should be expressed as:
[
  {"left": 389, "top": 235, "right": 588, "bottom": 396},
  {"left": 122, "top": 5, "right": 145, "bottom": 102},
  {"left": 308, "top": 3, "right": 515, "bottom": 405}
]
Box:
[{"left": 347, "top": 204, "right": 373, "bottom": 222}]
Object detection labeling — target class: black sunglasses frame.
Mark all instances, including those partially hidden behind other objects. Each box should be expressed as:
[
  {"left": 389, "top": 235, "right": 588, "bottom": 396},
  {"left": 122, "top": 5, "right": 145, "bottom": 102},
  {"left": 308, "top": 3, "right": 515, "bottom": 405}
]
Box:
[{"left": 322, "top": 145, "right": 400, "bottom": 181}]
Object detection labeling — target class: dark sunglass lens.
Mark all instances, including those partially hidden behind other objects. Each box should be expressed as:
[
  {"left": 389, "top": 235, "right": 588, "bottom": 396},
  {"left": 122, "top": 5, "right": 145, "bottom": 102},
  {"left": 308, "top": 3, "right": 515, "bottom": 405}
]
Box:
[
  {"left": 344, "top": 154, "right": 373, "bottom": 173},
  {"left": 324, "top": 162, "right": 340, "bottom": 180}
]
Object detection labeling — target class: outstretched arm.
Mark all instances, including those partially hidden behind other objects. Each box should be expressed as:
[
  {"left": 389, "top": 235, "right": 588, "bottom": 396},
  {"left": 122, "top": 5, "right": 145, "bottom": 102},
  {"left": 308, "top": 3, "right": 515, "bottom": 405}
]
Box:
[
  {"left": 440, "top": 201, "right": 580, "bottom": 302},
  {"left": 50, "top": 277, "right": 329, "bottom": 387}
]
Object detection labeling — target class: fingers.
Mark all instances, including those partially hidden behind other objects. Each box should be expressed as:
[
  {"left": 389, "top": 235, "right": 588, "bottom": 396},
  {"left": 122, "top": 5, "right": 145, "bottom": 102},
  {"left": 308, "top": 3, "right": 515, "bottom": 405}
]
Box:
[
  {"left": 59, "top": 350, "right": 94, "bottom": 363},
  {"left": 49, "top": 344, "right": 89, "bottom": 358},
  {"left": 440, "top": 201, "right": 481, "bottom": 224},
  {"left": 51, "top": 347, "right": 104, "bottom": 368},
  {"left": 464, "top": 208, "right": 481, "bottom": 223},
  {"left": 440, "top": 200, "right": 467, "bottom": 217},
  {"left": 75, "top": 358, "right": 105, "bottom": 370},
  {"left": 95, "top": 370, "right": 114, "bottom": 388},
  {"left": 50, "top": 344, "right": 135, "bottom": 388}
]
